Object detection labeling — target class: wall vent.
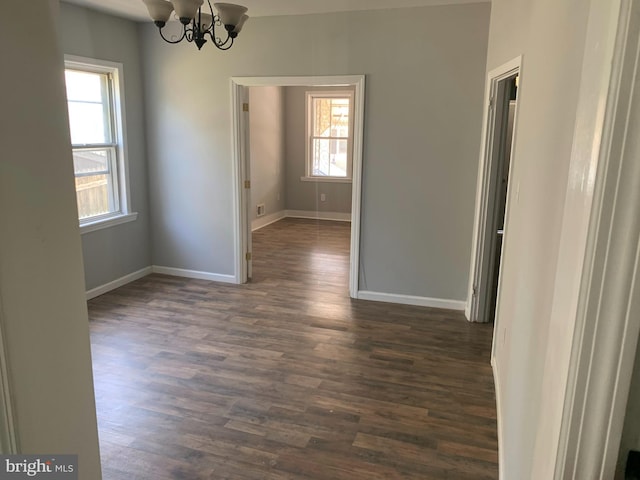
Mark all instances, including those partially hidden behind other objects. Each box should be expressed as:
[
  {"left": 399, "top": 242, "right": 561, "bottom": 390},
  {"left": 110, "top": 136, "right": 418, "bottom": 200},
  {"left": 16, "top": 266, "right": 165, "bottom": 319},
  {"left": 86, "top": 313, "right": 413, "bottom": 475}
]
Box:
[{"left": 256, "top": 204, "right": 265, "bottom": 217}]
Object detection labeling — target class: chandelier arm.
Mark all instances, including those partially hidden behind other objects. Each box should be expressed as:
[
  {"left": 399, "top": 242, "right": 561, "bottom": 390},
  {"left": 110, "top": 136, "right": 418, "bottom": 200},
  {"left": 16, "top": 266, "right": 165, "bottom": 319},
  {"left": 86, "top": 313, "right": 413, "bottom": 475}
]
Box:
[
  {"left": 185, "top": 23, "right": 195, "bottom": 42},
  {"left": 157, "top": 24, "right": 187, "bottom": 44},
  {"left": 215, "top": 35, "right": 234, "bottom": 50},
  {"left": 204, "top": 25, "right": 231, "bottom": 49}
]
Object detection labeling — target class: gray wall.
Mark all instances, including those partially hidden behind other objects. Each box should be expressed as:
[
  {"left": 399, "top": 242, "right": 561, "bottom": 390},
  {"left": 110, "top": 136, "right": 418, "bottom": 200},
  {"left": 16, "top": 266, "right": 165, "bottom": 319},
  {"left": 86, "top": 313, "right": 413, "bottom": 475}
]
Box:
[
  {"left": 0, "top": 0, "right": 101, "bottom": 475},
  {"left": 142, "top": 4, "right": 490, "bottom": 301},
  {"left": 58, "top": 2, "right": 151, "bottom": 290},
  {"left": 249, "top": 86, "right": 286, "bottom": 221},
  {"left": 483, "top": 0, "right": 591, "bottom": 477},
  {"left": 284, "top": 86, "right": 353, "bottom": 214}
]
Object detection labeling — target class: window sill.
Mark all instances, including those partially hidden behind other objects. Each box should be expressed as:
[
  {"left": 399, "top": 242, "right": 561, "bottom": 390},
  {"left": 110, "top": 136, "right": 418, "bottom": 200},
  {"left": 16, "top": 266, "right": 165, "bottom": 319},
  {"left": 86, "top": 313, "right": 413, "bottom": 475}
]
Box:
[
  {"left": 300, "top": 176, "right": 352, "bottom": 184},
  {"left": 80, "top": 212, "right": 138, "bottom": 235}
]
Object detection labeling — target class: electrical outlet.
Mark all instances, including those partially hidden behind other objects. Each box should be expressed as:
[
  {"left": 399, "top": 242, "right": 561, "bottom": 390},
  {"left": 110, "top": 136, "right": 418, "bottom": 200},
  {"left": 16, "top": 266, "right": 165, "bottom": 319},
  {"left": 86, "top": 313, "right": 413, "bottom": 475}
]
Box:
[
  {"left": 320, "top": 193, "right": 326, "bottom": 202},
  {"left": 276, "top": 192, "right": 280, "bottom": 201}
]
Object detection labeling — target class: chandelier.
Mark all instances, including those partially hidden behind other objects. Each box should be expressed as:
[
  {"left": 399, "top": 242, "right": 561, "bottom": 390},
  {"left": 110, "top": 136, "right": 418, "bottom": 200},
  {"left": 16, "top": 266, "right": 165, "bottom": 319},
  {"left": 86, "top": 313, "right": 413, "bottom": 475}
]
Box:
[{"left": 142, "top": 0, "right": 249, "bottom": 51}]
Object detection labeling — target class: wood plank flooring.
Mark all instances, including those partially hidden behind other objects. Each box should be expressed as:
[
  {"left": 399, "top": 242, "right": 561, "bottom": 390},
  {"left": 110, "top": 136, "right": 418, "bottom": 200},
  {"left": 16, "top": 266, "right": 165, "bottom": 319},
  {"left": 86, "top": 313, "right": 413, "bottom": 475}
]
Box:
[{"left": 88, "top": 218, "right": 498, "bottom": 480}]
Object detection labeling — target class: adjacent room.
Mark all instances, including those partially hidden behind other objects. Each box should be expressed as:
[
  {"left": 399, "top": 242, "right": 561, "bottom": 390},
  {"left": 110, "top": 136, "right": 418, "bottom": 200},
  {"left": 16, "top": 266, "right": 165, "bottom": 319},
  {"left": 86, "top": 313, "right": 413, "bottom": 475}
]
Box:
[{"left": 246, "top": 84, "right": 357, "bottom": 287}]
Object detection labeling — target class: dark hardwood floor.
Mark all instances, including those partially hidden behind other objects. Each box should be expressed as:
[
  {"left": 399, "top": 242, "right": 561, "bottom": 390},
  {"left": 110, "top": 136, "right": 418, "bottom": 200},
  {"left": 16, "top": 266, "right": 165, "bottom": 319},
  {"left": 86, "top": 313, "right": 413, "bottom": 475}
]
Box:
[{"left": 88, "top": 218, "right": 498, "bottom": 480}]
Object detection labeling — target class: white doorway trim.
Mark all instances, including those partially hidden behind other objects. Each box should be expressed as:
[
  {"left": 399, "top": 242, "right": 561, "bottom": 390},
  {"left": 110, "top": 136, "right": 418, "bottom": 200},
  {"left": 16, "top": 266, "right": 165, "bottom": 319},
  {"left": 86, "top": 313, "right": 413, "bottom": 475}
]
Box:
[
  {"left": 549, "top": 0, "right": 640, "bottom": 477},
  {"left": 230, "top": 75, "right": 366, "bottom": 298},
  {"left": 466, "top": 56, "right": 522, "bottom": 326}
]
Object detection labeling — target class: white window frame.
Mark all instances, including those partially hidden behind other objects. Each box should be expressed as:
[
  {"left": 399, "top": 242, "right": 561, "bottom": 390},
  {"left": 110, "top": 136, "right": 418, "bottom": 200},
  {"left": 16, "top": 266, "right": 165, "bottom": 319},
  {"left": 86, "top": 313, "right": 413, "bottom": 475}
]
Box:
[
  {"left": 302, "top": 90, "right": 354, "bottom": 183},
  {"left": 64, "top": 55, "right": 137, "bottom": 234}
]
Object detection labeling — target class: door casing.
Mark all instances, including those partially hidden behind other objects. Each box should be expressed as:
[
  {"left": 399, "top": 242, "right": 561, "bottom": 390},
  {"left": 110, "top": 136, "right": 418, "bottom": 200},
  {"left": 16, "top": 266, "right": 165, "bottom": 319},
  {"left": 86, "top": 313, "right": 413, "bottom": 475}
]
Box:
[{"left": 466, "top": 57, "right": 522, "bottom": 327}]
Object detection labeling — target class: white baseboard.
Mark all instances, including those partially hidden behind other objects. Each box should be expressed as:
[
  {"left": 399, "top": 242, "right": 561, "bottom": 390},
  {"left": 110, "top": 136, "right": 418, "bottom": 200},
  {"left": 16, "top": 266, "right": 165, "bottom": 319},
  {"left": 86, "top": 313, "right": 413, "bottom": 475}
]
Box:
[
  {"left": 86, "top": 266, "right": 152, "bottom": 300},
  {"left": 252, "top": 210, "right": 351, "bottom": 231},
  {"left": 252, "top": 211, "right": 286, "bottom": 231},
  {"left": 151, "top": 265, "right": 237, "bottom": 284},
  {"left": 357, "top": 290, "right": 466, "bottom": 311},
  {"left": 285, "top": 210, "right": 351, "bottom": 222}
]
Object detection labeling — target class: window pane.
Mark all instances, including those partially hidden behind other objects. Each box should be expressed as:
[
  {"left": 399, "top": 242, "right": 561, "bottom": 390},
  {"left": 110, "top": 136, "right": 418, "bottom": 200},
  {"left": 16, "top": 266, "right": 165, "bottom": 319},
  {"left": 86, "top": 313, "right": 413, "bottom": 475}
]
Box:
[
  {"left": 73, "top": 149, "right": 109, "bottom": 175},
  {"left": 313, "top": 98, "right": 332, "bottom": 137},
  {"left": 330, "top": 99, "right": 350, "bottom": 137},
  {"left": 73, "top": 148, "right": 118, "bottom": 219},
  {"left": 65, "top": 70, "right": 104, "bottom": 102},
  {"left": 312, "top": 138, "right": 348, "bottom": 177},
  {"left": 68, "top": 102, "right": 109, "bottom": 145},
  {"left": 329, "top": 139, "right": 348, "bottom": 176},
  {"left": 65, "top": 69, "right": 111, "bottom": 145},
  {"left": 312, "top": 97, "right": 350, "bottom": 138}
]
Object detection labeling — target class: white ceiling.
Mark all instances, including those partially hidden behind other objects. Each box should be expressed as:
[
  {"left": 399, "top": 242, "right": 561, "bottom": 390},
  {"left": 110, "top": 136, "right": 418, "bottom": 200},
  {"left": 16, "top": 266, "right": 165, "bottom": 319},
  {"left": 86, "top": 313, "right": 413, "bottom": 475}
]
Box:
[{"left": 63, "top": 0, "right": 488, "bottom": 22}]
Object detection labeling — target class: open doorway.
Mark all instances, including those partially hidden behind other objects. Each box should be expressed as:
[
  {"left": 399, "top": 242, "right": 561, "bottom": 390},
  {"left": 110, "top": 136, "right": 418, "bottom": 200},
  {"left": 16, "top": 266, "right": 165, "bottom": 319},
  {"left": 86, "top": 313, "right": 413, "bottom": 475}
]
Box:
[
  {"left": 231, "top": 76, "right": 366, "bottom": 298},
  {"left": 246, "top": 86, "right": 354, "bottom": 282},
  {"left": 467, "top": 58, "right": 521, "bottom": 327}
]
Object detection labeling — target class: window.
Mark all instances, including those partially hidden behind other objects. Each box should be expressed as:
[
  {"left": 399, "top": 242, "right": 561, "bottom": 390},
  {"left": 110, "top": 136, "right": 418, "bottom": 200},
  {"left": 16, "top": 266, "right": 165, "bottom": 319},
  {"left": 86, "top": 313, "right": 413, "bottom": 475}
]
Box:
[
  {"left": 304, "top": 91, "right": 354, "bottom": 182},
  {"left": 64, "top": 56, "right": 135, "bottom": 232}
]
